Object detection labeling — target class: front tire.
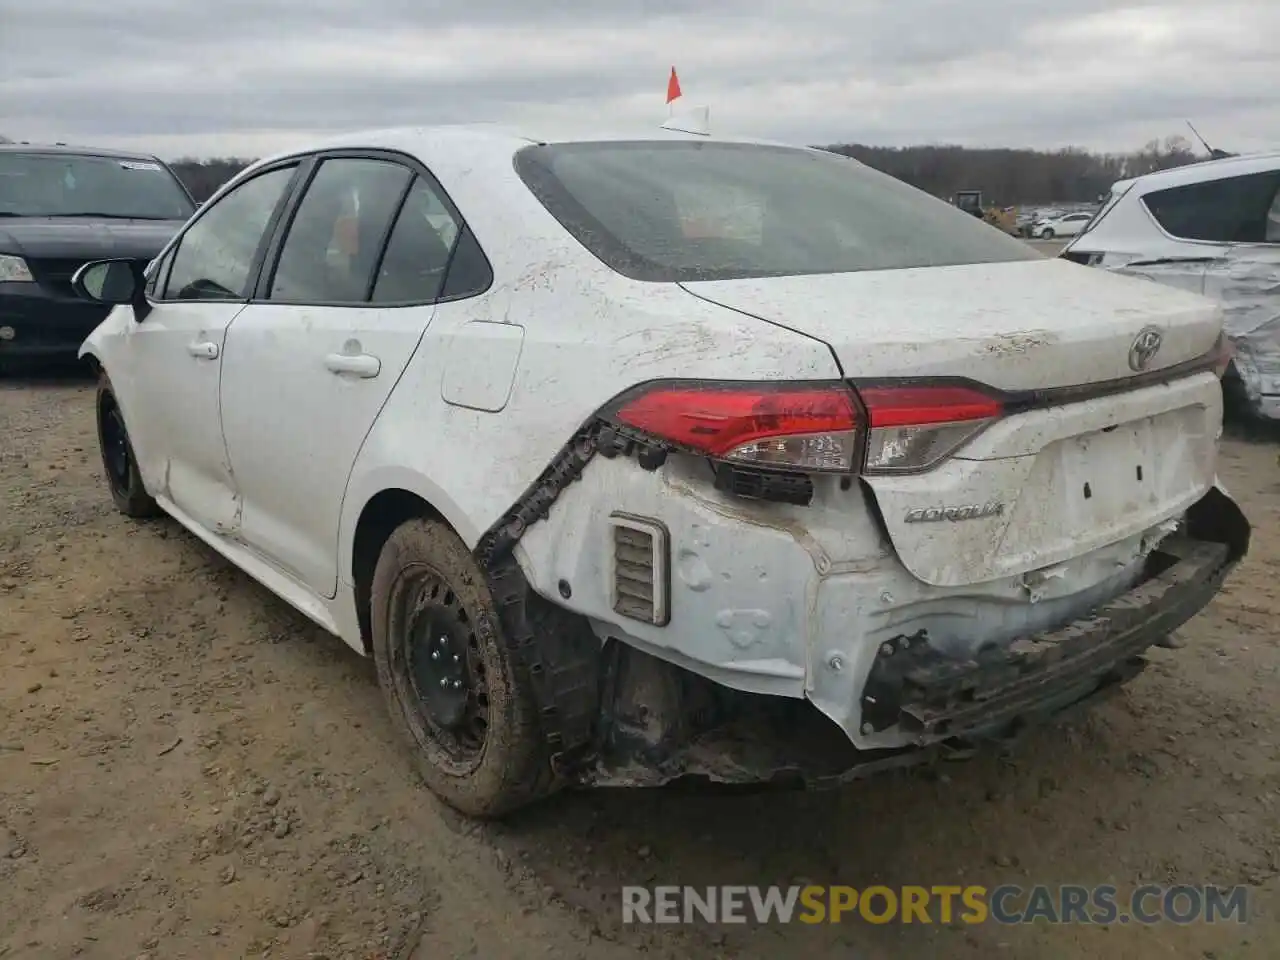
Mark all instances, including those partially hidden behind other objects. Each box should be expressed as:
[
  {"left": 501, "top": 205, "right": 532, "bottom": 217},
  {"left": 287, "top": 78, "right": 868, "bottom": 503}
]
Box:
[
  {"left": 96, "top": 375, "right": 159, "bottom": 518},
  {"left": 1041, "top": 228, "right": 1055, "bottom": 240},
  {"left": 370, "top": 517, "right": 553, "bottom": 818}
]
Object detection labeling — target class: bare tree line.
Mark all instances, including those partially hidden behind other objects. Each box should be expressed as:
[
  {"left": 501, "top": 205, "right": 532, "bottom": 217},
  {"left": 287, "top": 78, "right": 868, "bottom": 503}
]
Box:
[
  {"left": 819, "top": 134, "right": 1211, "bottom": 206},
  {"left": 168, "top": 158, "right": 255, "bottom": 202}
]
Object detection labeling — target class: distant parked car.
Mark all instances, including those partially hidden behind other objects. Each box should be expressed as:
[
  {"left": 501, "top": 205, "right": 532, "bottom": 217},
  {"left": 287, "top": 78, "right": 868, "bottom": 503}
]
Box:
[
  {"left": 1031, "top": 212, "right": 1094, "bottom": 240},
  {"left": 0, "top": 143, "right": 195, "bottom": 371},
  {"left": 1014, "top": 210, "right": 1041, "bottom": 234},
  {"left": 1061, "top": 151, "right": 1280, "bottom": 419},
  {"left": 1016, "top": 209, "right": 1061, "bottom": 237}
]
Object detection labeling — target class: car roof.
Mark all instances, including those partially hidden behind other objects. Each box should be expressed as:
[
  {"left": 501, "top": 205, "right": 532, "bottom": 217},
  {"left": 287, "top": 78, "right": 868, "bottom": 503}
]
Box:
[
  {"left": 1112, "top": 150, "right": 1280, "bottom": 195},
  {"left": 248, "top": 121, "right": 807, "bottom": 170},
  {"left": 0, "top": 141, "right": 166, "bottom": 163}
]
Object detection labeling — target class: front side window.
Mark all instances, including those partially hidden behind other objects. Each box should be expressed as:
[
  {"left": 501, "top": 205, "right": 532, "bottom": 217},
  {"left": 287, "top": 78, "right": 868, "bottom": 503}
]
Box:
[
  {"left": 163, "top": 165, "right": 298, "bottom": 301},
  {"left": 1143, "top": 171, "right": 1280, "bottom": 244},
  {"left": 268, "top": 158, "right": 412, "bottom": 304},
  {"left": 0, "top": 152, "right": 195, "bottom": 220},
  {"left": 514, "top": 141, "right": 1038, "bottom": 283}
]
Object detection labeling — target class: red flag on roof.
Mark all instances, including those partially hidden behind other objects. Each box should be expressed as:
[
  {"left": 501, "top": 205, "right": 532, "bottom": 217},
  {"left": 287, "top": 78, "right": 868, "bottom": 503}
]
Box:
[{"left": 666, "top": 67, "right": 682, "bottom": 104}]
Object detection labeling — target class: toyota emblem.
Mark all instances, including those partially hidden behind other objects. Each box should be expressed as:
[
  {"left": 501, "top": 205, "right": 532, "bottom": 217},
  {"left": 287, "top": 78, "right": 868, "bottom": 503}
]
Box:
[{"left": 1129, "top": 326, "right": 1163, "bottom": 372}]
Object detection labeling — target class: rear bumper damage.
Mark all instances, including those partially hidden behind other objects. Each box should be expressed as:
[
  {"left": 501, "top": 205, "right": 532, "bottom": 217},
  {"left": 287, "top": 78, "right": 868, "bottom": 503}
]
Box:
[
  {"left": 582, "top": 486, "right": 1249, "bottom": 789},
  {"left": 858, "top": 537, "right": 1229, "bottom": 741}
]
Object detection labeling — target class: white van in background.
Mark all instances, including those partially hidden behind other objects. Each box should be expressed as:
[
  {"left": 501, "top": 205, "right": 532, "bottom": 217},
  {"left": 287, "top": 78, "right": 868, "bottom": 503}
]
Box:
[{"left": 1062, "top": 152, "right": 1280, "bottom": 419}]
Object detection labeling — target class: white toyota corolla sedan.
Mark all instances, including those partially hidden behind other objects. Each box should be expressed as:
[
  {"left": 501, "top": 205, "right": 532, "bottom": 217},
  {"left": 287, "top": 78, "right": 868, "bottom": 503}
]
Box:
[{"left": 72, "top": 124, "right": 1250, "bottom": 817}]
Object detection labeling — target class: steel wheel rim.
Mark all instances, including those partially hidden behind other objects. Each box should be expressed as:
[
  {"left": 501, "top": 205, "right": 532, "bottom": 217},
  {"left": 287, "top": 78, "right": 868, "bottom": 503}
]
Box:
[
  {"left": 396, "top": 569, "right": 490, "bottom": 772},
  {"left": 101, "top": 405, "right": 132, "bottom": 493}
]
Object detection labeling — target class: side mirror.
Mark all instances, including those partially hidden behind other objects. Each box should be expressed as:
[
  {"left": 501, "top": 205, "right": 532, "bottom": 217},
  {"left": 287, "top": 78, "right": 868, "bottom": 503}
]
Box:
[
  {"left": 72, "top": 258, "right": 153, "bottom": 322},
  {"left": 72, "top": 259, "right": 138, "bottom": 305}
]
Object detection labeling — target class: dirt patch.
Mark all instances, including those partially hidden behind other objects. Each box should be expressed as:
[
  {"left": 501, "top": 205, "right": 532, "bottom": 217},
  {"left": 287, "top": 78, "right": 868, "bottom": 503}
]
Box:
[{"left": 1, "top": 375, "right": 1277, "bottom": 959}]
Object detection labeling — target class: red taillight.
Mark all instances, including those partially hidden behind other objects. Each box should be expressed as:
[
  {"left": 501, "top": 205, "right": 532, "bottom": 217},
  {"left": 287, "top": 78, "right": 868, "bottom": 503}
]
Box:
[
  {"left": 607, "top": 380, "right": 1006, "bottom": 475},
  {"left": 858, "top": 385, "right": 1004, "bottom": 427},
  {"left": 858, "top": 383, "right": 1003, "bottom": 473},
  {"left": 612, "top": 382, "right": 860, "bottom": 472}
]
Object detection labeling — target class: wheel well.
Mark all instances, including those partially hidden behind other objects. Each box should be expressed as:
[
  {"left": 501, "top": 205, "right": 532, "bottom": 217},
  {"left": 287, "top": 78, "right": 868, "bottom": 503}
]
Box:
[
  {"left": 351, "top": 489, "right": 444, "bottom": 653},
  {"left": 97, "top": 380, "right": 116, "bottom": 415},
  {"left": 83, "top": 354, "right": 102, "bottom": 378}
]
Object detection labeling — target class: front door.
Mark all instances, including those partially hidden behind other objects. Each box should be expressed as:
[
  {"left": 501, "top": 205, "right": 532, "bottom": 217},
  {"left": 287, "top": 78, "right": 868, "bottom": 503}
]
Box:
[
  {"left": 220, "top": 157, "right": 463, "bottom": 597},
  {"left": 121, "top": 163, "right": 301, "bottom": 535}
]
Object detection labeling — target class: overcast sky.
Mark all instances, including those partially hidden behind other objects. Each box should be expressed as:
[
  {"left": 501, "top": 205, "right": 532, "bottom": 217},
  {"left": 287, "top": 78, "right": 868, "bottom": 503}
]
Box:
[{"left": 2, "top": 0, "right": 1277, "bottom": 160}]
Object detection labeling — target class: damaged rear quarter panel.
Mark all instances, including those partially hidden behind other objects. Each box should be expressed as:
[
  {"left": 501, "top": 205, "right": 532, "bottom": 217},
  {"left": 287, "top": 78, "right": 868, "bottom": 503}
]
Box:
[
  {"left": 1206, "top": 248, "right": 1280, "bottom": 415},
  {"left": 1111, "top": 247, "right": 1280, "bottom": 417},
  {"left": 335, "top": 211, "right": 840, "bottom": 585}
]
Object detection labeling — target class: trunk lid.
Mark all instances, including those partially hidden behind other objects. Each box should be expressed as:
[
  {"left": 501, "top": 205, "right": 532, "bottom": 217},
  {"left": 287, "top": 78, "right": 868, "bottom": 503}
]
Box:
[
  {"left": 680, "top": 258, "right": 1221, "bottom": 390},
  {"left": 681, "top": 258, "right": 1226, "bottom": 587}
]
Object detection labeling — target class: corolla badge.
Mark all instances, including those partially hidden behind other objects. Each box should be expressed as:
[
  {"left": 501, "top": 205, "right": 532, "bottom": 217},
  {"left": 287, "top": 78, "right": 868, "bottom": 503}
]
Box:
[
  {"left": 1129, "top": 326, "right": 1163, "bottom": 372},
  {"left": 904, "top": 502, "right": 1006, "bottom": 524}
]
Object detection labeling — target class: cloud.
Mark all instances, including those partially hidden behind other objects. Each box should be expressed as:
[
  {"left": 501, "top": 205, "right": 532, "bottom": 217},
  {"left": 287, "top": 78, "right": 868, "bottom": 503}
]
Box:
[{"left": 1, "top": 0, "right": 1276, "bottom": 158}]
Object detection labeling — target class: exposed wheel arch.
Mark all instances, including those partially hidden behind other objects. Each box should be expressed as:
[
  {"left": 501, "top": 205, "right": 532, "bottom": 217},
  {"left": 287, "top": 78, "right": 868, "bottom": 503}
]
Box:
[
  {"left": 351, "top": 488, "right": 447, "bottom": 653},
  {"left": 95, "top": 371, "right": 160, "bottom": 518}
]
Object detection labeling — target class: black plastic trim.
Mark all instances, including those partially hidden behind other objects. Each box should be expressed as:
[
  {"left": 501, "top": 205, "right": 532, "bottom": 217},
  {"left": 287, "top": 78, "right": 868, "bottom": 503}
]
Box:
[{"left": 852, "top": 341, "right": 1223, "bottom": 418}]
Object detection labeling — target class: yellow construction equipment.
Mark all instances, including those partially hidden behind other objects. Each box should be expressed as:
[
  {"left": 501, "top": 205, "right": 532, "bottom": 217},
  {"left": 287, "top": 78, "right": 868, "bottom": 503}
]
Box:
[{"left": 953, "top": 190, "right": 1019, "bottom": 236}]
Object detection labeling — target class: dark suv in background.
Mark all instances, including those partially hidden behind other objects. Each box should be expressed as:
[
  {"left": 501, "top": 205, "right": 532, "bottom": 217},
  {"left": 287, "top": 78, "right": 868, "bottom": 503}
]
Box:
[{"left": 0, "top": 143, "right": 195, "bottom": 371}]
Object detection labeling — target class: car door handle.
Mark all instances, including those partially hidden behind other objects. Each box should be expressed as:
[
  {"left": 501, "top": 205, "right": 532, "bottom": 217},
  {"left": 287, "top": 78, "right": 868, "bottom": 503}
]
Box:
[
  {"left": 188, "top": 341, "right": 219, "bottom": 360},
  {"left": 324, "top": 353, "right": 381, "bottom": 378}
]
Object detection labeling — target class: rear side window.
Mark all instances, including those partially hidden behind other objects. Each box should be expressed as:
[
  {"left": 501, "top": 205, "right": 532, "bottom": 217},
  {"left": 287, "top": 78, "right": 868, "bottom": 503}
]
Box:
[
  {"left": 371, "top": 177, "right": 461, "bottom": 303},
  {"left": 514, "top": 141, "right": 1038, "bottom": 283},
  {"left": 1078, "top": 183, "right": 1131, "bottom": 237},
  {"left": 1143, "top": 171, "right": 1280, "bottom": 244},
  {"left": 268, "top": 158, "right": 413, "bottom": 304}
]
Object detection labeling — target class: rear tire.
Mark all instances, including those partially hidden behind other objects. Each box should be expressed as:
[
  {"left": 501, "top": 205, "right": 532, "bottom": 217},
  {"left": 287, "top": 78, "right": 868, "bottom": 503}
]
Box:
[
  {"left": 369, "top": 517, "right": 554, "bottom": 818},
  {"left": 96, "top": 374, "right": 160, "bottom": 518}
]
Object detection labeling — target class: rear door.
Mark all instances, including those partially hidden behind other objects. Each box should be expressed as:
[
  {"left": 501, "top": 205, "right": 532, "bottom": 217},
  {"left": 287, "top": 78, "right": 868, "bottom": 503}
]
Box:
[{"left": 218, "top": 153, "right": 464, "bottom": 597}]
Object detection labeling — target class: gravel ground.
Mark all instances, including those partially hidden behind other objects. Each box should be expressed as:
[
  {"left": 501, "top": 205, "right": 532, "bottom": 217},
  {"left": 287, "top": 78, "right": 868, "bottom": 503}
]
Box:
[{"left": 1, "top": 371, "right": 1277, "bottom": 960}]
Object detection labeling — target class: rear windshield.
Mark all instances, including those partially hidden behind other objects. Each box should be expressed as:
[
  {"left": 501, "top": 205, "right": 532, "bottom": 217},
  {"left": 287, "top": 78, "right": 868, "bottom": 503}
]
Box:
[
  {"left": 514, "top": 141, "right": 1038, "bottom": 282},
  {"left": 0, "top": 152, "right": 195, "bottom": 220}
]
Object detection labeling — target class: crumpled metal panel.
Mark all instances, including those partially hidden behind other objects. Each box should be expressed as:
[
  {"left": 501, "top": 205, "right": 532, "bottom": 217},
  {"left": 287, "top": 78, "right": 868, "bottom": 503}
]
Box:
[{"left": 1111, "top": 253, "right": 1280, "bottom": 417}]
